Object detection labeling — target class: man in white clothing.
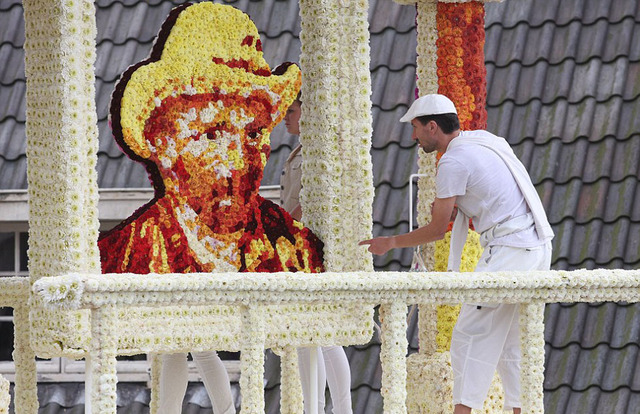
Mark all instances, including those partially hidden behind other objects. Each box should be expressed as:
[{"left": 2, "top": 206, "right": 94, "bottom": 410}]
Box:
[{"left": 360, "top": 94, "right": 553, "bottom": 414}]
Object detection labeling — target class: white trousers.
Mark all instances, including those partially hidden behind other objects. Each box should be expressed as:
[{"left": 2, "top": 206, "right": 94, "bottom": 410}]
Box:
[
  {"left": 297, "top": 346, "right": 353, "bottom": 414},
  {"left": 158, "top": 351, "right": 235, "bottom": 414},
  {"left": 451, "top": 242, "right": 552, "bottom": 410}
]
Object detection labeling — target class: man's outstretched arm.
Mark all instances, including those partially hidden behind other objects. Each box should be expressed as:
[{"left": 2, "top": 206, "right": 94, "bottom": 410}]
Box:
[{"left": 359, "top": 196, "right": 457, "bottom": 255}]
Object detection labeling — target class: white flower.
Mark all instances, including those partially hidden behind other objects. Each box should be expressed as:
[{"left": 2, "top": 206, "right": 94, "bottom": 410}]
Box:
[
  {"left": 199, "top": 102, "right": 219, "bottom": 123},
  {"left": 229, "top": 108, "right": 254, "bottom": 129}
]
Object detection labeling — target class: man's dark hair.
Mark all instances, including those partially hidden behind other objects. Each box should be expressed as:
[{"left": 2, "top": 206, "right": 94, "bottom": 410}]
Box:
[{"left": 415, "top": 113, "right": 459, "bottom": 134}]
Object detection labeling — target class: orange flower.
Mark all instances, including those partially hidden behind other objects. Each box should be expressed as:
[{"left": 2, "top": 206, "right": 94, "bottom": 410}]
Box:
[{"left": 436, "top": 1, "right": 487, "bottom": 131}]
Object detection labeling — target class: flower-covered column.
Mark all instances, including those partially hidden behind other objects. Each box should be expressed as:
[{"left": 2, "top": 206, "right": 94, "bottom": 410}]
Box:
[
  {"left": 240, "top": 305, "right": 267, "bottom": 413},
  {"left": 88, "top": 305, "right": 118, "bottom": 413},
  {"left": 298, "top": 0, "right": 375, "bottom": 273},
  {"left": 279, "top": 346, "right": 304, "bottom": 413},
  {"left": 0, "top": 374, "right": 8, "bottom": 414},
  {"left": 519, "top": 303, "right": 545, "bottom": 413},
  {"left": 379, "top": 301, "right": 409, "bottom": 413},
  {"left": 399, "top": 0, "right": 494, "bottom": 355},
  {"left": 414, "top": 0, "right": 440, "bottom": 356},
  {"left": 12, "top": 304, "right": 38, "bottom": 413},
  {"left": 23, "top": 0, "right": 100, "bottom": 355},
  {"left": 415, "top": 0, "right": 440, "bottom": 245},
  {"left": 298, "top": 0, "right": 375, "bottom": 408}
]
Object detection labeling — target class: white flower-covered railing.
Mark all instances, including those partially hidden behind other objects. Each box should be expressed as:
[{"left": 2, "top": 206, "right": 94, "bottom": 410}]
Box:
[
  {"left": 33, "top": 269, "right": 640, "bottom": 413},
  {"left": 0, "top": 277, "right": 37, "bottom": 413}
]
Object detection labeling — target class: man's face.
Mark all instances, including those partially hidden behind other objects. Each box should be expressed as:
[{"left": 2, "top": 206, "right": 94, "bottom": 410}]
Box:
[
  {"left": 284, "top": 101, "right": 301, "bottom": 135},
  {"left": 411, "top": 119, "right": 437, "bottom": 153}
]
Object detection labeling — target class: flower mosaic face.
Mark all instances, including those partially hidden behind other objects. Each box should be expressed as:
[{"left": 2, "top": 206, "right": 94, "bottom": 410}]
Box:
[
  {"left": 100, "top": 2, "right": 324, "bottom": 274},
  {"left": 143, "top": 86, "right": 278, "bottom": 230}
]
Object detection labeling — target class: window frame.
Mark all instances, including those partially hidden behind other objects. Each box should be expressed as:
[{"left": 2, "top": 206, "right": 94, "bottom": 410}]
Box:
[{"left": 0, "top": 188, "right": 274, "bottom": 382}]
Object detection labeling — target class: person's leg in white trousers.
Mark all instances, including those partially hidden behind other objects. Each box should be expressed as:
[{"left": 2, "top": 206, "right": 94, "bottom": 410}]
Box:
[
  {"left": 298, "top": 347, "right": 327, "bottom": 413},
  {"left": 322, "top": 346, "right": 353, "bottom": 414},
  {"left": 158, "top": 353, "right": 189, "bottom": 414},
  {"left": 451, "top": 243, "right": 551, "bottom": 412},
  {"left": 451, "top": 303, "right": 520, "bottom": 409},
  {"left": 192, "top": 351, "right": 235, "bottom": 414},
  {"left": 158, "top": 351, "right": 235, "bottom": 414},
  {"left": 496, "top": 306, "right": 522, "bottom": 410},
  {"left": 298, "top": 346, "right": 353, "bottom": 414}
]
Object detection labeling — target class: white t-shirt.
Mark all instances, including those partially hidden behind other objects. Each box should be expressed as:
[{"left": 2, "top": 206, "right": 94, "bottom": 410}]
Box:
[{"left": 436, "top": 133, "right": 543, "bottom": 248}]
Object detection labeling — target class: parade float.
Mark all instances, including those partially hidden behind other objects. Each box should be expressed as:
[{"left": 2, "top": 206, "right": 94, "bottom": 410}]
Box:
[{"left": 0, "top": 0, "right": 635, "bottom": 413}]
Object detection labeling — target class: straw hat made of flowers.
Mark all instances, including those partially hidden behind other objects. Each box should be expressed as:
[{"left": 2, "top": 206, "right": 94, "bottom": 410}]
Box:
[{"left": 109, "top": 2, "right": 301, "bottom": 166}]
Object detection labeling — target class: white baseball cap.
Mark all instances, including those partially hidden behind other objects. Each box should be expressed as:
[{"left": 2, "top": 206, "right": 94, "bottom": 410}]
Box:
[{"left": 399, "top": 94, "right": 457, "bottom": 122}]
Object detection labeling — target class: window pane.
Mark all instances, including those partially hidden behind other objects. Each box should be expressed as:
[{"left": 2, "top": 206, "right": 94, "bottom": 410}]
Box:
[
  {"left": 0, "top": 233, "right": 14, "bottom": 272},
  {"left": 0, "top": 308, "right": 13, "bottom": 361},
  {"left": 20, "top": 232, "right": 28, "bottom": 272},
  {"left": 117, "top": 354, "right": 147, "bottom": 361}
]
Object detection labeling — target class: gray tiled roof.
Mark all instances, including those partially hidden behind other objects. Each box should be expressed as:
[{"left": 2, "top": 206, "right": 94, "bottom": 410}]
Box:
[
  {"left": 2, "top": 0, "right": 640, "bottom": 413},
  {"left": 484, "top": 1, "right": 640, "bottom": 413}
]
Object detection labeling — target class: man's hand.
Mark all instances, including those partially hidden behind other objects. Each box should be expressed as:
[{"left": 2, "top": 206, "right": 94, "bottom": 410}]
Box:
[
  {"left": 359, "top": 236, "right": 394, "bottom": 255},
  {"left": 360, "top": 196, "right": 456, "bottom": 256}
]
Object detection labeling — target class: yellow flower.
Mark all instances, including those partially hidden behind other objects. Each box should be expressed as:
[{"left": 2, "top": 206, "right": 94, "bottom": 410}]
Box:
[{"left": 435, "top": 229, "right": 482, "bottom": 351}]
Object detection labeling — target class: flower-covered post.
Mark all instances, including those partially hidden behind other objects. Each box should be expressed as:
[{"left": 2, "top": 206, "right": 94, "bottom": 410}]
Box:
[
  {"left": 0, "top": 276, "right": 38, "bottom": 414},
  {"left": 0, "top": 373, "right": 9, "bottom": 414},
  {"left": 240, "top": 305, "right": 267, "bottom": 413},
  {"left": 298, "top": 0, "right": 375, "bottom": 273},
  {"left": 519, "top": 303, "right": 545, "bottom": 413},
  {"left": 414, "top": 0, "right": 441, "bottom": 358},
  {"left": 87, "top": 306, "right": 118, "bottom": 414},
  {"left": 298, "top": 0, "right": 380, "bottom": 407},
  {"left": 415, "top": 0, "right": 491, "bottom": 360},
  {"left": 22, "top": 0, "right": 100, "bottom": 357},
  {"left": 149, "top": 354, "right": 162, "bottom": 414},
  {"left": 379, "top": 301, "right": 410, "bottom": 413},
  {"left": 12, "top": 303, "right": 38, "bottom": 414},
  {"left": 432, "top": 0, "right": 488, "bottom": 353},
  {"left": 279, "top": 347, "right": 304, "bottom": 414},
  {"left": 0, "top": 278, "right": 35, "bottom": 413}
]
